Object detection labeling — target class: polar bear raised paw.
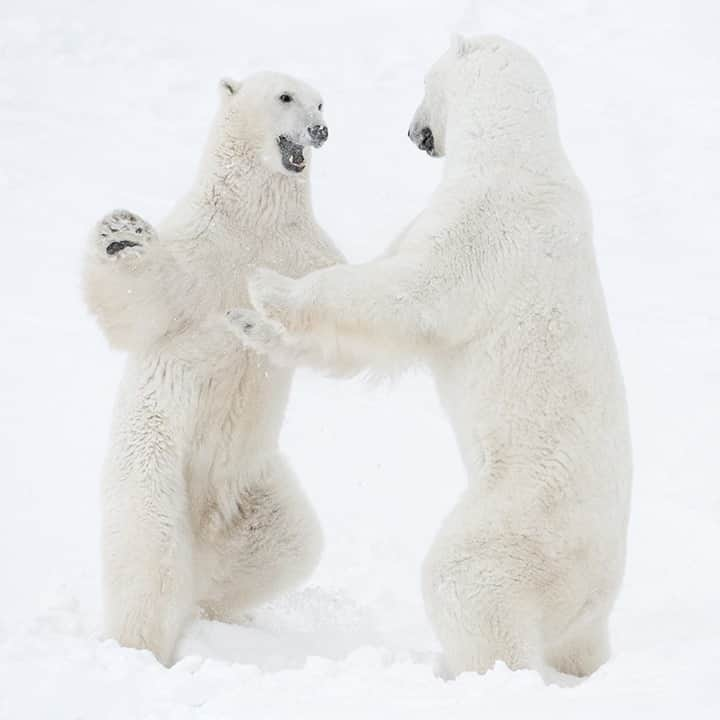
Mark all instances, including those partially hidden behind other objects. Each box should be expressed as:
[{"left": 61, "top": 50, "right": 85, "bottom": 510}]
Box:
[{"left": 95, "top": 209, "right": 156, "bottom": 261}]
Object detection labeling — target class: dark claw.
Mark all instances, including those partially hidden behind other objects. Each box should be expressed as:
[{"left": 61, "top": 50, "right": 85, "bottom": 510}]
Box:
[
  {"left": 135, "top": 227, "right": 143, "bottom": 234},
  {"left": 106, "top": 240, "right": 141, "bottom": 255}
]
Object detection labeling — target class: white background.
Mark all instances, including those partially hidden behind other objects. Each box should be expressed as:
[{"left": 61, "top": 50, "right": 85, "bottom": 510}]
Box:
[{"left": 1, "top": 0, "right": 718, "bottom": 717}]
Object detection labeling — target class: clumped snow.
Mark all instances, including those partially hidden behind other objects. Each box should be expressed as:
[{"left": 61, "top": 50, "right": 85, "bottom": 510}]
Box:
[{"left": 1, "top": 0, "right": 719, "bottom": 717}]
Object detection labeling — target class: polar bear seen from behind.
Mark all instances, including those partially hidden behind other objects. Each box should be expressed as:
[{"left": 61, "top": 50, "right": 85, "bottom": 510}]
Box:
[
  {"left": 84, "top": 72, "right": 342, "bottom": 665},
  {"left": 228, "top": 37, "right": 632, "bottom": 679}
]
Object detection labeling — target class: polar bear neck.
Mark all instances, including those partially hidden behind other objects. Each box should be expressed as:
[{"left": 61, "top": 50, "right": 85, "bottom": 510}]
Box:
[
  {"left": 191, "top": 132, "right": 315, "bottom": 229},
  {"left": 443, "top": 70, "right": 571, "bottom": 184}
]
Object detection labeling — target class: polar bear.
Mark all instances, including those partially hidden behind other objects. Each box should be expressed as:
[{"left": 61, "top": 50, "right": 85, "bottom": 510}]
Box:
[
  {"left": 83, "top": 72, "right": 342, "bottom": 665},
  {"left": 227, "top": 37, "right": 632, "bottom": 678}
]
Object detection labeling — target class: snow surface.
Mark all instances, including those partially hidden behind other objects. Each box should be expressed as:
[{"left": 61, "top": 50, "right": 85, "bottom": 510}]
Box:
[{"left": 1, "top": 0, "right": 719, "bottom": 717}]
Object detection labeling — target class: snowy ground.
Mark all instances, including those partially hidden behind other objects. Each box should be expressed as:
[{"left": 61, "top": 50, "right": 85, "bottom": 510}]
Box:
[{"left": 1, "top": 0, "right": 719, "bottom": 717}]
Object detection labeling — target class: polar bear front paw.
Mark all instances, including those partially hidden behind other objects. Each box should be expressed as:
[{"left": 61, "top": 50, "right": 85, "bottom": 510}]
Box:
[
  {"left": 247, "top": 268, "right": 304, "bottom": 329},
  {"left": 226, "top": 307, "right": 281, "bottom": 350},
  {"left": 95, "top": 209, "right": 156, "bottom": 261},
  {"left": 225, "top": 307, "right": 291, "bottom": 363}
]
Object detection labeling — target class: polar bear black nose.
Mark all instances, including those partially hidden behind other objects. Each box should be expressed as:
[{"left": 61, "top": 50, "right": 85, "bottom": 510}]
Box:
[
  {"left": 409, "top": 125, "right": 435, "bottom": 155},
  {"left": 418, "top": 127, "right": 434, "bottom": 153},
  {"left": 307, "top": 125, "right": 328, "bottom": 147}
]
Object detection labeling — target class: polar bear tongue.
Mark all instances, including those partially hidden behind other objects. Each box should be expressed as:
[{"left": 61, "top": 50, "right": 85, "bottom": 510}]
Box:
[{"left": 277, "top": 135, "right": 306, "bottom": 173}]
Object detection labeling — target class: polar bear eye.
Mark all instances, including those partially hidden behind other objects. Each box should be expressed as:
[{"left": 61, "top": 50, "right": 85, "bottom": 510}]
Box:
[
  {"left": 318, "top": 103, "right": 323, "bottom": 111},
  {"left": 279, "top": 93, "right": 293, "bottom": 103}
]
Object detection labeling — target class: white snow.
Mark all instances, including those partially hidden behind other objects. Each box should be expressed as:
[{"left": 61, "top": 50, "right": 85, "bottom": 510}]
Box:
[{"left": 1, "top": 0, "right": 719, "bottom": 717}]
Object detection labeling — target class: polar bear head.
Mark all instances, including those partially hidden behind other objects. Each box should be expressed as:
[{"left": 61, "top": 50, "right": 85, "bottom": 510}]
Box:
[
  {"left": 408, "top": 35, "right": 558, "bottom": 166},
  {"left": 217, "top": 71, "right": 327, "bottom": 176}
]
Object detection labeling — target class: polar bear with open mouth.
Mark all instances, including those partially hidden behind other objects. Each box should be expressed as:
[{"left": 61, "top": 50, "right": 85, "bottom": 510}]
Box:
[
  {"left": 228, "top": 37, "right": 632, "bottom": 679},
  {"left": 84, "top": 72, "right": 342, "bottom": 665}
]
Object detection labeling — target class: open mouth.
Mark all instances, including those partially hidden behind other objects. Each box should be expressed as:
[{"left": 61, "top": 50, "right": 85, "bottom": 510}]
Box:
[{"left": 277, "top": 135, "right": 306, "bottom": 173}]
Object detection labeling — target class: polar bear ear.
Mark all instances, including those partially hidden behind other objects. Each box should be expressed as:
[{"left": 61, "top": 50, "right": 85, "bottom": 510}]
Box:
[
  {"left": 451, "top": 33, "right": 474, "bottom": 58},
  {"left": 220, "top": 77, "right": 241, "bottom": 96}
]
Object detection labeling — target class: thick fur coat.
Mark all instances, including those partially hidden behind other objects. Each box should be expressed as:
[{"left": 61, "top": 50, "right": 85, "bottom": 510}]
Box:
[
  {"left": 84, "top": 72, "right": 342, "bottom": 665},
  {"left": 229, "top": 37, "right": 632, "bottom": 679}
]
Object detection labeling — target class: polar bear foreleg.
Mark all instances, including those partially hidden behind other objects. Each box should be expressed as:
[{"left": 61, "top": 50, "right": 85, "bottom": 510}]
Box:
[
  {"left": 239, "top": 258, "right": 439, "bottom": 371},
  {"left": 225, "top": 308, "right": 334, "bottom": 370},
  {"left": 83, "top": 209, "right": 178, "bottom": 351}
]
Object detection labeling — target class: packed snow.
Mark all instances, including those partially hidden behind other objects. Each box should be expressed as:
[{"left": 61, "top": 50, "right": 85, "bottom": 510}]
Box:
[{"left": 1, "top": 0, "right": 719, "bottom": 717}]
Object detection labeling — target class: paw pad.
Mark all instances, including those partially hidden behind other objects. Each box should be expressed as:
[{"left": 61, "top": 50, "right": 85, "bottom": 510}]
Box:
[
  {"left": 106, "top": 240, "right": 141, "bottom": 256},
  {"left": 96, "top": 208, "right": 153, "bottom": 259}
]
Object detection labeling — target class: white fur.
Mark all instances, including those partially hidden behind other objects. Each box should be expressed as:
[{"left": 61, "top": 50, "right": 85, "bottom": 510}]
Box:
[
  {"left": 228, "top": 38, "right": 632, "bottom": 679},
  {"left": 83, "top": 72, "right": 342, "bottom": 665}
]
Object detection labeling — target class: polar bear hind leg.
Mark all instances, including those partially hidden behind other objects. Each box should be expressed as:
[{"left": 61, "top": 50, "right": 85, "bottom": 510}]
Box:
[
  {"left": 544, "top": 613, "right": 610, "bottom": 677},
  {"left": 102, "top": 404, "right": 194, "bottom": 666},
  {"left": 422, "top": 558, "right": 544, "bottom": 675},
  {"left": 422, "top": 503, "right": 549, "bottom": 676},
  {"left": 196, "top": 454, "right": 323, "bottom": 623}
]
